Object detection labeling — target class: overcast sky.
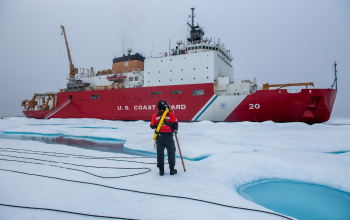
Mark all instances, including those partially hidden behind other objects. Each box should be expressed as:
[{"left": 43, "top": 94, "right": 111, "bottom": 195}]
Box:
[{"left": 0, "top": 0, "right": 349, "bottom": 118}]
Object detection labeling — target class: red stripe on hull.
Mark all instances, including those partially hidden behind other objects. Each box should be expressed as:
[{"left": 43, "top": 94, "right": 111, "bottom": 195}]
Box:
[
  {"left": 225, "top": 89, "right": 337, "bottom": 123},
  {"left": 23, "top": 110, "right": 51, "bottom": 119},
  {"left": 53, "top": 83, "right": 214, "bottom": 121},
  {"left": 23, "top": 83, "right": 337, "bottom": 123}
]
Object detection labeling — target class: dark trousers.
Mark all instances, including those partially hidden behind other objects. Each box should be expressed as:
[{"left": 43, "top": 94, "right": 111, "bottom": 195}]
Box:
[{"left": 156, "top": 133, "right": 176, "bottom": 171}]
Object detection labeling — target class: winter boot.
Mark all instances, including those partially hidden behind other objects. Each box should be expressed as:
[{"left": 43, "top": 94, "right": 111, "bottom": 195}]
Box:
[
  {"left": 159, "top": 170, "right": 164, "bottom": 176},
  {"left": 170, "top": 169, "right": 177, "bottom": 175},
  {"left": 159, "top": 165, "right": 164, "bottom": 176}
]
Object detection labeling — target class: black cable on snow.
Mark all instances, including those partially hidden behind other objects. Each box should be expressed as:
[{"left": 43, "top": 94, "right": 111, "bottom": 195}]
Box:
[
  {"left": 0, "top": 203, "right": 139, "bottom": 220},
  {"left": 0, "top": 147, "right": 294, "bottom": 220}
]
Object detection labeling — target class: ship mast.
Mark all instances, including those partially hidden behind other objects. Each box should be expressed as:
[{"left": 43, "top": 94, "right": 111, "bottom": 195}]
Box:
[
  {"left": 187, "top": 7, "right": 205, "bottom": 44},
  {"left": 331, "top": 61, "right": 338, "bottom": 90},
  {"left": 60, "top": 25, "right": 78, "bottom": 79}
]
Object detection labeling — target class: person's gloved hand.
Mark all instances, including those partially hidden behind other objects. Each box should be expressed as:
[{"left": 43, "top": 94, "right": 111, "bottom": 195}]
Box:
[
  {"left": 173, "top": 129, "right": 178, "bottom": 134},
  {"left": 165, "top": 121, "right": 172, "bottom": 126}
]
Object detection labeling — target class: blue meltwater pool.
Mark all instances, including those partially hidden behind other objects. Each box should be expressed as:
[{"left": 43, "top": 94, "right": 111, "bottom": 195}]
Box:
[
  {"left": 0, "top": 132, "right": 206, "bottom": 161},
  {"left": 238, "top": 180, "right": 350, "bottom": 220}
]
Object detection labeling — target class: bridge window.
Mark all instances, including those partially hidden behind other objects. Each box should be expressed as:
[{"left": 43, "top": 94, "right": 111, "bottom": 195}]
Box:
[
  {"left": 150, "top": 91, "right": 162, "bottom": 95},
  {"left": 198, "top": 46, "right": 202, "bottom": 49},
  {"left": 195, "top": 46, "right": 198, "bottom": 49},
  {"left": 129, "top": 77, "right": 133, "bottom": 81},
  {"left": 135, "top": 76, "right": 138, "bottom": 81},
  {"left": 91, "top": 95, "right": 99, "bottom": 100},
  {"left": 170, "top": 90, "right": 182, "bottom": 94},
  {"left": 192, "top": 89, "right": 205, "bottom": 96},
  {"left": 188, "top": 47, "right": 192, "bottom": 50}
]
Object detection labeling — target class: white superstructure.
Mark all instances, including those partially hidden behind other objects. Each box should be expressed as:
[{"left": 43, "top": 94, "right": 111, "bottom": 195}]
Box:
[{"left": 72, "top": 7, "right": 257, "bottom": 97}]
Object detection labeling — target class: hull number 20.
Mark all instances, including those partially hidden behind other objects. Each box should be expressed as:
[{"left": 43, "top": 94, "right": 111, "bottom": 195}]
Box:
[{"left": 249, "top": 104, "right": 260, "bottom": 109}]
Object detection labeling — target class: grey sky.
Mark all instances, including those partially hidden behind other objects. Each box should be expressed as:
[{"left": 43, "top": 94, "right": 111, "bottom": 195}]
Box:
[{"left": 0, "top": 0, "right": 349, "bottom": 118}]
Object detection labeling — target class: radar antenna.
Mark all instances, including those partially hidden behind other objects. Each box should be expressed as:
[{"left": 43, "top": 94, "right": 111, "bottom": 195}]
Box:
[{"left": 187, "top": 7, "right": 205, "bottom": 44}]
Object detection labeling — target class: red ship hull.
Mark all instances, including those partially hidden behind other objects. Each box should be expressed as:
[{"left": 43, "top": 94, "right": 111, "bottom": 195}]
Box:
[{"left": 23, "top": 83, "right": 337, "bottom": 123}]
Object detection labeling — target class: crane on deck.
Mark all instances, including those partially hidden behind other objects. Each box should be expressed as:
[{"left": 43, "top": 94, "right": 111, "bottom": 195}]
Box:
[
  {"left": 21, "top": 94, "right": 37, "bottom": 110},
  {"left": 60, "top": 25, "right": 78, "bottom": 78},
  {"left": 262, "top": 82, "right": 314, "bottom": 90}
]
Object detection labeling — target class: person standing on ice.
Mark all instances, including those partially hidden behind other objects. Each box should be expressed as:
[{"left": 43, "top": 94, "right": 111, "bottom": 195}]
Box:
[{"left": 150, "top": 100, "right": 178, "bottom": 176}]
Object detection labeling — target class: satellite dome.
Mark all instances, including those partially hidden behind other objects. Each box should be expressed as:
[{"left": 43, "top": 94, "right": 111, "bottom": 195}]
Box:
[
  {"left": 127, "top": 48, "right": 132, "bottom": 53},
  {"left": 176, "top": 38, "right": 182, "bottom": 45},
  {"left": 203, "top": 35, "right": 208, "bottom": 43}
]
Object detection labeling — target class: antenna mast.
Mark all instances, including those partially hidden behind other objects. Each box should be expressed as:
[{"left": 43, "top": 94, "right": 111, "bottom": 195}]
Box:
[
  {"left": 187, "top": 7, "right": 205, "bottom": 44},
  {"left": 331, "top": 61, "right": 338, "bottom": 90}
]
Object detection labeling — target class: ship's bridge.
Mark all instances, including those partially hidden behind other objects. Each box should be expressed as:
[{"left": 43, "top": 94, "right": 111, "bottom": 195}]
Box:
[{"left": 184, "top": 44, "right": 233, "bottom": 64}]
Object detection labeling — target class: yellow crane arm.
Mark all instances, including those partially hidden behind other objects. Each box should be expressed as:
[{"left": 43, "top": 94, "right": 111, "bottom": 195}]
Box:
[
  {"left": 60, "top": 25, "right": 78, "bottom": 78},
  {"left": 263, "top": 82, "right": 314, "bottom": 90}
]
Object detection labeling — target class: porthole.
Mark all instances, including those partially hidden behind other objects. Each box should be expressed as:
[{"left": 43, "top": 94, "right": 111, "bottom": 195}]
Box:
[{"left": 170, "top": 90, "right": 182, "bottom": 94}]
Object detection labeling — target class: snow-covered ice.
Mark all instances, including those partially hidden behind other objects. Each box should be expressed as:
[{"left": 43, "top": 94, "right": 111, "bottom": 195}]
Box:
[{"left": 0, "top": 117, "right": 349, "bottom": 220}]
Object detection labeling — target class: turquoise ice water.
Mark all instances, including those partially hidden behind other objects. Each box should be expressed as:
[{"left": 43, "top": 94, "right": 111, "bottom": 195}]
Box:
[
  {"left": 239, "top": 180, "right": 350, "bottom": 220},
  {"left": 0, "top": 132, "right": 205, "bottom": 161}
]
